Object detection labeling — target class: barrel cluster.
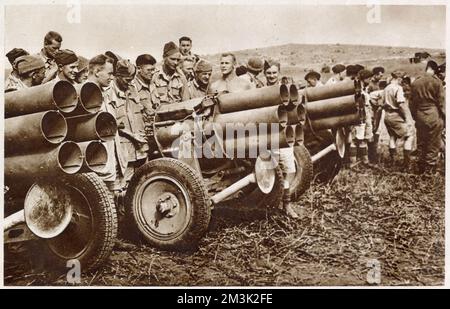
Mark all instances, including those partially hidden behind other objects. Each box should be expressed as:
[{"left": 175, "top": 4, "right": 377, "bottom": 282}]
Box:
[
  {"left": 4, "top": 81, "right": 117, "bottom": 180},
  {"left": 153, "top": 80, "right": 364, "bottom": 158}
]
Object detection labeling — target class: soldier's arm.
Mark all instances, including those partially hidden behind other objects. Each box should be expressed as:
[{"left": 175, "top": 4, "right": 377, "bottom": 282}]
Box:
[
  {"left": 396, "top": 87, "right": 413, "bottom": 124},
  {"left": 180, "top": 76, "right": 190, "bottom": 101},
  {"left": 150, "top": 75, "right": 161, "bottom": 110}
]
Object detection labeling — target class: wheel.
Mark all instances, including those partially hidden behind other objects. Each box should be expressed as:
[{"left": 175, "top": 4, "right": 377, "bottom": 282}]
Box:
[
  {"left": 125, "top": 158, "right": 211, "bottom": 251},
  {"left": 304, "top": 129, "right": 343, "bottom": 183},
  {"left": 29, "top": 173, "right": 118, "bottom": 272},
  {"left": 287, "top": 144, "right": 313, "bottom": 200}
]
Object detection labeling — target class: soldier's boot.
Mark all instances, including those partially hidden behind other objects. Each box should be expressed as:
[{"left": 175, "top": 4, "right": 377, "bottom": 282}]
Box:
[
  {"left": 387, "top": 148, "right": 397, "bottom": 167},
  {"left": 349, "top": 146, "right": 358, "bottom": 168},
  {"left": 360, "top": 146, "right": 370, "bottom": 166},
  {"left": 403, "top": 150, "right": 411, "bottom": 171},
  {"left": 283, "top": 188, "right": 299, "bottom": 219}
]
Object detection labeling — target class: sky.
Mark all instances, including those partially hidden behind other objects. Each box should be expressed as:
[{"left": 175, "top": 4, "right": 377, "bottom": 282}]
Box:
[{"left": 3, "top": 2, "right": 446, "bottom": 62}]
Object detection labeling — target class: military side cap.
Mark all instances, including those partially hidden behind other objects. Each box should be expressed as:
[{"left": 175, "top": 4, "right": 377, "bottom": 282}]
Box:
[
  {"left": 247, "top": 57, "right": 264, "bottom": 72},
  {"left": 77, "top": 56, "right": 89, "bottom": 72},
  {"left": 55, "top": 49, "right": 78, "bottom": 66},
  {"left": 264, "top": 59, "right": 280, "bottom": 72},
  {"left": 354, "top": 64, "right": 365, "bottom": 73},
  {"left": 358, "top": 69, "right": 373, "bottom": 80},
  {"left": 391, "top": 70, "right": 406, "bottom": 79},
  {"left": 304, "top": 70, "right": 321, "bottom": 80},
  {"left": 115, "top": 59, "right": 136, "bottom": 78},
  {"left": 346, "top": 65, "right": 357, "bottom": 76},
  {"left": 332, "top": 64, "right": 346, "bottom": 74},
  {"left": 194, "top": 59, "right": 212, "bottom": 73},
  {"left": 163, "top": 41, "right": 179, "bottom": 58},
  {"left": 136, "top": 54, "right": 156, "bottom": 66},
  {"left": 16, "top": 55, "right": 45, "bottom": 75},
  {"left": 6, "top": 48, "right": 29, "bottom": 65}
]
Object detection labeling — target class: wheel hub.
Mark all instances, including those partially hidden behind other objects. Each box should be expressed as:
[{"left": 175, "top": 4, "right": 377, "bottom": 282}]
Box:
[{"left": 156, "top": 192, "right": 180, "bottom": 218}]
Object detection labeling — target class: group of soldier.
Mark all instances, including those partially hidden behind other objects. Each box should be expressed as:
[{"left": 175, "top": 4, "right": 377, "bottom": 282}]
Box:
[{"left": 4, "top": 30, "right": 446, "bottom": 219}]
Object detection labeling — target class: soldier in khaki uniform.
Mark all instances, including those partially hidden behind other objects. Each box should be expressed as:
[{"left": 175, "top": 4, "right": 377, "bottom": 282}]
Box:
[
  {"left": 36, "top": 31, "right": 62, "bottom": 84},
  {"left": 348, "top": 69, "right": 374, "bottom": 166},
  {"left": 410, "top": 61, "right": 445, "bottom": 173},
  {"left": 304, "top": 70, "right": 323, "bottom": 88},
  {"left": 5, "top": 55, "right": 45, "bottom": 92},
  {"left": 5, "top": 48, "right": 29, "bottom": 91},
  {"left": 180, "top": 56, "right": 196, "bottom": 82},
  {"left": 88, "top": 54, "right": 120, "bottom": 191},
  {"left": 75, "top": 56, "right": 89, "bottom": 84},
  {"left": 134, "top": 54, "right": 157, "bottom": 112},
  {"left": 134, "top": 53, "right": 158, "bottom": 155},
  {"left": 264, "top": 59, "right": 281, "bottom": 86},
  {"left": 187, "top": 59, "right": 212, "bottom": 99},
  {"left": 54, "top": 49, "right": 79, "bottom": 84},
  {"left": 179, "top": 36, "right": 200, "bottom": 64},
  {"left": 150, "top": 41, "right": 189, "bottom": 108},
  {"left": 383, "top": 71, "right": 415, "bottom": 169},
  {"left": 109, "top": 59, "right": 149, "bottom": 188},
  {"left": 240, "top": 57, "right": 265, "bottom": 88},
  {"left": 208, "top": 53, "right": 252, "bottom": 94}
]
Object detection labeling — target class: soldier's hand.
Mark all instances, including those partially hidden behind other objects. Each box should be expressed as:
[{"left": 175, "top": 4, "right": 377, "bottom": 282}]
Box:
[{"left": 133, "top": 132, "right": 147, "bottom": 145}]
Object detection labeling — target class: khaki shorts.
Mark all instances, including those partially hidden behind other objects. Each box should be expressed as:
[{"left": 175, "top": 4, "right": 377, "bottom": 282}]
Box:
[
  {"left": 384, "top": 110, "right": 413, "bottom": 138},
  {"left": 272, "top": 147, "right": 296, "bottom": 174}
]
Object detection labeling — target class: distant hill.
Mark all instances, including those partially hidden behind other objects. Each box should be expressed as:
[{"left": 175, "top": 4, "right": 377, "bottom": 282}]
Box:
[{"left": 200, "top": 43, "right": 445, "bottom": 84}]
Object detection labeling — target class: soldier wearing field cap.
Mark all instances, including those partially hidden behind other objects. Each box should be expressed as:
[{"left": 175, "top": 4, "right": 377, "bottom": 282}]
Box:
[
  {"left": 109, "top": 59, "right": 149, "bottom": 188},
  {"left": 348, "top": 69, "right": 374, "bottom": 167},
  {"left": 75, "top": 56, "right": 89, "bottom": 84},
  {"left": 240, "top": 56, "right": 265, "bottom": 88},
  {"left": 368, "top": 66, "right": 385, "bottom": 92},
  {"left": 187, "top": 58, "right": 212, "bottom": 99},
  {"left": 326, "top": 64, "right": 346, "bottom": 85},
  {"left": 344, "top": 65, "right": 358, "bottom": 81},
  {"left": 5, "top": 48, "right": 29, "bottom": 92},
  {"left": 54, "top": 49, "right": 79, "bottom": 84},
  {"left": 134, "top": 54, "right": 157, "bottom": 112},
  {"left": 305, "top": 70, "right": 323, "bottom": 87},
  {"left": 5, "top": 55, "right": 45, "bottom": 92},
  {"left": 410, "top": 60, "right": 445, "bottom": 173},
  {"left": 37, "top": 31, "right": 63, "bottom": 83},
  {"left": 383, "top": 70, "right": 415, "bottom": 169},
  {"left": 150, "top": 41, "right": 189, "bottom": 108}
]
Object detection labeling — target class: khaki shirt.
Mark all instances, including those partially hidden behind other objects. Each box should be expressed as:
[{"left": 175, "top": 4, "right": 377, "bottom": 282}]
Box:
[
  {"left": 109, "top": 81, "right": 149, "bottom": 164},
  {"left": 4, "top": 73, "right": 27, "bottom": 92},
  {"left": 133, "top": 77, "right": 153, "bottom": 112},
  {"left": 187, "top": 79, "right": 208, "bottom": 99},
  {"left": 150, "top": 68, "right": 189, "bottom": 108},
  {"left": 384, "top": 83, "right": 406, "bottom": 110},
  {"left": 37, "top": 49, "right": 58, "bottom": 83}
]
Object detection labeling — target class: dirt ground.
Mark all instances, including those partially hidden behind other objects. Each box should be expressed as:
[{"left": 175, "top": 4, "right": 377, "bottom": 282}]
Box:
[{"left": 4, "top": 144, "right": 445, "bottom": 286}]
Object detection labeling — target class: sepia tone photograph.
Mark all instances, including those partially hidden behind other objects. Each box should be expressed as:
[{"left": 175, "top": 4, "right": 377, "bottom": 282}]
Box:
[{"left": 1, "top": 0, "right": 446, "bottom": 287}]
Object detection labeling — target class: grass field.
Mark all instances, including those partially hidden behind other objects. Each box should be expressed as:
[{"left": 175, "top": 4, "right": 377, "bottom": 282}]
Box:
[
  {"left": 3, "top": 43, "right": 446, "bottom": 286},
  {"left": 4, "top": 144, "right": 445, "bottom": 286}
]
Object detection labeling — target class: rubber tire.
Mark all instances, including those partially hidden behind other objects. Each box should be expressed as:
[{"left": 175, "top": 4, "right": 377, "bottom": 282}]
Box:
[
  {"left": 125, "top": 158, "right": 211, "bottom": 251},
  {"left": 29, "top": 173, "right": 118, "bottom": 273},
  {"left": 289, "top": 144, "right": 313, "bottom": 200}
]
